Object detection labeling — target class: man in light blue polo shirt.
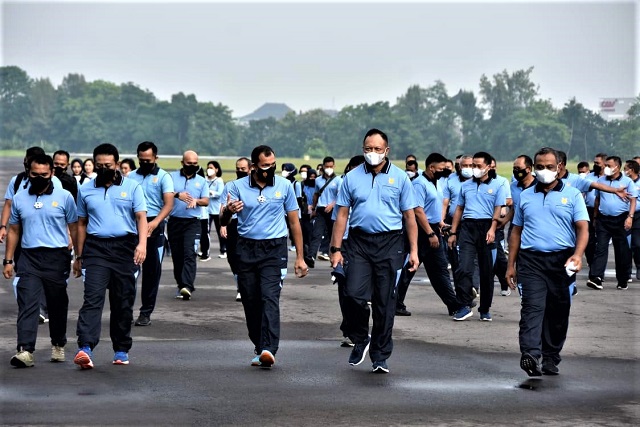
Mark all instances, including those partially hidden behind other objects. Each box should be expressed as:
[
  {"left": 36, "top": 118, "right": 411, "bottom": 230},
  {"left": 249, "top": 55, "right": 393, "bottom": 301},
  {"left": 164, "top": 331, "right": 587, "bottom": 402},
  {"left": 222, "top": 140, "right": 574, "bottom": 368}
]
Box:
[
  {"left": 447, "top": 151, "right": 506, "bottom": 322},
  {"left": 587, "top": 156, "right": 637, "bottom": 290},
  {"left": 624, "top": 160, "right": 640, "bottom": 280},
  {"left": 3, "top": 154, "right": 77, "bottom": 368},
  {"left": 72, "top": 143, "right": 147, "bottom": 369},
  {"left": 330, "top": 128, "right": 418, "bottom": 374},
  {"left": 221, "top": 145, "right": 307, "bottom": 369},
  {"left": 129, "top": 141, "right": 174, "bottom": 326},
  {"left": 507, "top": 146, "right": 589, "bottom": 376},
  {"left": 168, "top": 150, "right": 209, "bottom": 300}
]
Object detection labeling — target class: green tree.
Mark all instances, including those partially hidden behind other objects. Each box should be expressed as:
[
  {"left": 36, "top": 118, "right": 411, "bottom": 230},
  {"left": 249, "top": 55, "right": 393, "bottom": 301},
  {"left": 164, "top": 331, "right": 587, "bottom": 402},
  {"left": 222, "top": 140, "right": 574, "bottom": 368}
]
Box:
[{"left": 0, "top": 66, "right": 33, "bottom": 144}]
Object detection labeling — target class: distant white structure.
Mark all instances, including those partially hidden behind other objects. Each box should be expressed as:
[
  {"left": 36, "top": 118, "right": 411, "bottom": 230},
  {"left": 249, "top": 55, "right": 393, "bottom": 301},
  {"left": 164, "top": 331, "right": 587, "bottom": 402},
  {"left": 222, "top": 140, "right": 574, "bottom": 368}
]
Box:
[{"left": 598, "top": 97, "right": 636, "bottom": 121}]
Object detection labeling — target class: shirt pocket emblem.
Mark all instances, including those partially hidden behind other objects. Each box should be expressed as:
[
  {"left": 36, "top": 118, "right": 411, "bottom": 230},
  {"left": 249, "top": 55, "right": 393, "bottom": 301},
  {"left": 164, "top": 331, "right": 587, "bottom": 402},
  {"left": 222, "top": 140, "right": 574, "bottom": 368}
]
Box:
[
  {"left": 153, "top": 177, "right": 158, "bottom": 183},
  {"left": 52, "top": 201, "right": 59, "bottom": 207},
  {"left": 275, "top": 191, "right": 282, "bottom": 198},
  {"left": 488, "top": 189, "right": 493, "bottom": 194},
  {"left": 121, "top": 192, "right": 127, "bottom": 197},
  {"left": 388, "top": 178, "right": 395, "bottom": 184},
  {"left": 561, "top": 197, "right": 568, "bottom": 204}
]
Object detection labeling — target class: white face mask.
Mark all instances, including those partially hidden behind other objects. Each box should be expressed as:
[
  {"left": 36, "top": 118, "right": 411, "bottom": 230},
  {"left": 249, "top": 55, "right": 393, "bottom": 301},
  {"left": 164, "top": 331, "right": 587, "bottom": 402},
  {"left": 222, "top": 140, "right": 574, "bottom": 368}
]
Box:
[
  {"left": 281, "top": 170, "right": 290, "bottom": 178},
  {"left": 472, "top": 167, "right": 487, "bottom": 179},
  {"left": 364, "top": 152, "right": 386, "bottom": 166},
  {"left": 578, "top": 172, "right": 587, "bottom": 179},
  {"left": 323, "top": 167, "right": 334, "bottom": 176},
  {"left": 536, "top": 168, "right": 558, "bottom": 184},
  {"left": 300, "top": 171, "right": 308, "bottom": 180},
  {"left": 460, "top": 168, "right": 473, "bottom": 179},
  {"left": 604, "top": 166, "right": 616, "bottom": 177},
  {"left": 207, "top": 168, "right": 215, "bottom": 177},
  {"left": 624, "top": 170, "right": 631, "bottom": 177},
  {"left": 406, "top": 171, "right": 416, "bottom": 179}
]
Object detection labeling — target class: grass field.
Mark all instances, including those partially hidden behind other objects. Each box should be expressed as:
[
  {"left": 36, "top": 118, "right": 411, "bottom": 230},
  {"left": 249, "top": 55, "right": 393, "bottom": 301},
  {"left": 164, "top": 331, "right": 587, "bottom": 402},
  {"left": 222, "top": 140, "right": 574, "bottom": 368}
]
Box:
[{"left": 0, "top": 150, "right": 579, "bottom": 182}]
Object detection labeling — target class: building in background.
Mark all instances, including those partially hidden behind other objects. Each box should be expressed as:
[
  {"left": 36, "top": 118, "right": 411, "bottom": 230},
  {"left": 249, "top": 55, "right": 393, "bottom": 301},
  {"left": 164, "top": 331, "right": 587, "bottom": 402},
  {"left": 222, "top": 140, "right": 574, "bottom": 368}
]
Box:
[{"left": 599, "top": 98, "right": 636, "bottom": 121}]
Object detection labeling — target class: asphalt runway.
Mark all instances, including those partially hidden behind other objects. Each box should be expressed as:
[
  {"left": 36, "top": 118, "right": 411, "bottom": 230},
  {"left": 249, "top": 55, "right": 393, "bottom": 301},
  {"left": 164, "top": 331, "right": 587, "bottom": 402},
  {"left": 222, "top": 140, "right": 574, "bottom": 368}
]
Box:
[{"left": 0, "top": 156, "right": 638, "bottom": 426}]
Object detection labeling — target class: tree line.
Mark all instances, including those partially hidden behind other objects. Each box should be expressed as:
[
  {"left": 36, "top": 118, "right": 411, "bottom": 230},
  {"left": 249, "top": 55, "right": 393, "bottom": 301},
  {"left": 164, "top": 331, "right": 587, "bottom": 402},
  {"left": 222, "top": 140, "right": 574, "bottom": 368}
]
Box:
[{"left": 1, "top": 65, "right": 637, "bottom": 160}]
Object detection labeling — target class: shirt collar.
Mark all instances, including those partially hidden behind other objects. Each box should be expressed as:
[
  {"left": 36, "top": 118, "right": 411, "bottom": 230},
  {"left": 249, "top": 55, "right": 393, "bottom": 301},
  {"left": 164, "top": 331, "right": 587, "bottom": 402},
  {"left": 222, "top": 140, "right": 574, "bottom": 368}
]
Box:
[
  {"left": 135, "top": 164, "right": 160, "bottom": 176},
  {"left": 606, "top": 172, "right": 623, "bottom": 181},
  {"left": 94, "top": 171, "right": 124, "bottom": 188},
  {"left": 473, "top": 175, "right": 494, "bottom": 185},
  {"left": 534, "top": 179, "right": 564, "bottom": 193},
  {"left": 422, "top": 171, "right": 438, "bottom": 185},
  {"left": 517, "top": 177, "right": 537, "bottom": 190},
  {"left": 249, "top": 171, "right": 275, "bottom": 188},
  {"left": 364, "top": 159, "right": 391, "bottom": 175},
  {"left": 179, "top": 169, "right": 197, "bottom": 179}
]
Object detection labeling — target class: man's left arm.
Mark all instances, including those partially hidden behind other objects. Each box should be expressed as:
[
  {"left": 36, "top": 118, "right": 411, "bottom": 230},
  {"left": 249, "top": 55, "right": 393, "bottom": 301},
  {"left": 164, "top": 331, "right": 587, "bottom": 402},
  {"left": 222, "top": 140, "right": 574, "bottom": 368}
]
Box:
[
  {"left": 402, "top": 208, "right": 419, "bottom": 272},
  {"left": 286, "top": 210, "right": 308, "bottom": 278}
]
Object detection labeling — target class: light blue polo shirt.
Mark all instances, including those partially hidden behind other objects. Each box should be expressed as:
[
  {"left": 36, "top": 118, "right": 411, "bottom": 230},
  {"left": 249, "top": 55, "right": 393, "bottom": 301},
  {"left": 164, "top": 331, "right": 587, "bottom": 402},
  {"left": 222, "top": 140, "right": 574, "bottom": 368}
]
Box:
[
  {"left": 128, "top": 166, "right": 174, "bottom": 217},
  {"left": 205, "top": 177, "right": 225, "bottom": 215},
  {"left": 336, "top": 162, "right": 417, "bottom": 233},
  {"left": 225, "top": 174, "right": 298, "bottom": 240},
  {"left": 510, "top": 179, "right": 537, "bottom": 210},
  {"left": 495, "top": 174, "right": 512, "bottom": 200},
  {"left": 514, "top": 181, "right": 589, "bottom": 252},
  {"left": 9, "top": 185, "right": 77, "bottom": 248},
  {"left": 77, "top": 175, "right": 147, "bottom": 238},
  {"left": 5, "top": 174, "right": 63, "bottom": 200},
  {"left": 169, "top": 170, "right": 208, "bottom": 219},
  {"left": 595, "top": 174, "right": 638, "bottom": 216},
  {"left": 315, "top": 174, "right": 342, "bottom": 207},
  {"left": 632, "top": 177, "right": 640, "bottom": 213},
  {"left": 583, "top": 172, "right": 600, "bottom": 207},
  {"left": 443, "top": 173, "right": 466, "bottom": 217},
  {"left": 413, "top": 174, "right": 443, "bottom": 224},
  {"left": 561, "top": 172, "right": 591, "bottom": 193},
  {"left": 459, "top": 177, "right": 506, "bottom": 219}
]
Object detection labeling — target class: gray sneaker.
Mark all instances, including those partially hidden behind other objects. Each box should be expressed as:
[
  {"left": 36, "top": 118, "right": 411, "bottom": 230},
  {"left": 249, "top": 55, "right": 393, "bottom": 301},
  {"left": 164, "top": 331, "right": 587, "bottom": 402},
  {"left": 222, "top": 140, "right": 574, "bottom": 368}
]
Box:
[
  {"left": 50, "top": 345, "right": 65, "bottom": 362},
  {"left": 11, "top": 350, "right": 34, "bottom": 368}
]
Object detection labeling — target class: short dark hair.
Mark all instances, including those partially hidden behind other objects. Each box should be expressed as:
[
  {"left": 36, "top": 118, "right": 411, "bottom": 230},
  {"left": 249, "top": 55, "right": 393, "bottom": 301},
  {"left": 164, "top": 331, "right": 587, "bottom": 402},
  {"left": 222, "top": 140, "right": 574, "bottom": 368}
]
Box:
[
  {"left": 625, "top": 160, "right": 640, "bottom": 174},
  {"left": 250, "top": 145, "right": 274, "bottom": 165},
  {"left": 534, "top": 147, "right": 560, "bottom": 164},
  {"left": 472, "top": 151, "right": 493, "bottom": 166},
  {"left": 120, "top": 158, "right": 136, "bottom": 170},
  {"left": 425, "top": 152, "right": 447, "bottom": 168},
  {"left": 556, "top": 150, "right": 567, "bottom": 166},
  {"left": 29, "top": 154, "right": 53, "bottom": 171},
  {"left": 207, "top": 160, "right": 223, "bottom": 177},
  {"left": 595, "top": 152, "right": 608, "bottom": 160},
  {"left": 606, "top": 156, "right": 622, "bottom": 167},
  {"left": 405, "top": 160, "right": 418, "bottom": 169},
  {"left": 53, "top": 150, "right": 70, "bottom": 161},
  {"left": 137, "top": 141, "right": 158, "bottom": 156},
  {"left": 406, "top": 154, "right": 416, "bottom": 161},
  {"left": 577, "top": 161, "right": 590, "bottom": 170},
  {"left": 345, "top": 155, "right": 365, "bottom": 174},
  {"left": 322, "top": 156, "right": 335, "bottom": 165},
  {"left": 25, "top": 146, "right": 45, "bottom": 159},
  {"left": 517, "top": 155, "right": 533, "bottom": 168},
  {"left": 362, "top": 128, "right": 389, "bottom": 145},
  {"left": 237, "top": 157, "right": 250, "bottom": 167},
  {"left": 300, "top": 164, "right": 312, "bottom": 172},
  {"left": 93, "top": 143, "right": 120, "bottom": 163}
]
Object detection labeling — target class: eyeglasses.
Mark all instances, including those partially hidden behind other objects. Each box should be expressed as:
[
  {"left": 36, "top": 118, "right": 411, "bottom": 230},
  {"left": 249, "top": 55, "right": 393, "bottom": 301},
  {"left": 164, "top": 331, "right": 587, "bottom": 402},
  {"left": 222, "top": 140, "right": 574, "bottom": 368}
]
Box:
[{"left": 363, "top": 146, "right": 386, "bottom": 154}]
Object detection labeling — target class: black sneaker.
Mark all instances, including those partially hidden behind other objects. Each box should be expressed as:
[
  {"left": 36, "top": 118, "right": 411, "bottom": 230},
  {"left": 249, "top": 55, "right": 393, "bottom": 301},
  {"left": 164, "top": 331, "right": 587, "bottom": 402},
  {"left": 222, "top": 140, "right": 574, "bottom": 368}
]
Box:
[
  {"left": 304, "top": 256, "right": 315, "bottom": 269},
  {"left": 586, "top": 276, "right": 603, "bottom": 290},
  {"left": 395, "top": 308, "right": 411, "bottom": 316},
  {"left": 520, "top": 352, "right": 542, "bottom": 377},
  {"left": 372, "top": 360, "right": 389, "bottom": 374},
  {"left": 617, "top": 283, "right": 629, "bottom": 290},
  {"left": 542, "top": 358, "right": 559, "bottom": 375},
  {"left": 134, "top": 314, "right": 151, "bottom": 326},
  {"left": 348, "top": 336, "right": 370, "bottom": 366}
]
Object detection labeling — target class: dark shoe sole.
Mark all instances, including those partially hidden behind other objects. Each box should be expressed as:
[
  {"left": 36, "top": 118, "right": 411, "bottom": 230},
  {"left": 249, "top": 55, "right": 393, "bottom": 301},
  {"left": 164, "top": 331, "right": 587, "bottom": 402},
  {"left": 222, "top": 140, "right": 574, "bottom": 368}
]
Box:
[
  {"left": 395, "top": 310, "right": 411, "bottom": 316},
  {"left": 586, "top": 280, "right": 603, "bottom": 290},
  {"left": 520, "top": 353, "right": 542, "bottom": 377},
  {"left": 10, "top": 356, "right": 33, "bottom": 368},
  {"left": 542, "top": 366, "right": 559, "bottom": 375}
]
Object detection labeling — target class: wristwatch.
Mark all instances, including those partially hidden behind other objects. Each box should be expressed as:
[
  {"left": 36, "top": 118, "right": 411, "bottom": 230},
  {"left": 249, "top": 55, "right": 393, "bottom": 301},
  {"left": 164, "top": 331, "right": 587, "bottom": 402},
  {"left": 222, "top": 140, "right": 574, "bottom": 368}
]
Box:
[
  {"left": 427, "top": 232, "right": 436, "bottom": 238},
  {"left": 0, "top": 225, "right": 6, "bottom": 230},
  {"left": 330, "top": 246, "right": 342, "bottom": 253},
  {"left": 3, "top": 259, "right": 13, "bottom": 265}
]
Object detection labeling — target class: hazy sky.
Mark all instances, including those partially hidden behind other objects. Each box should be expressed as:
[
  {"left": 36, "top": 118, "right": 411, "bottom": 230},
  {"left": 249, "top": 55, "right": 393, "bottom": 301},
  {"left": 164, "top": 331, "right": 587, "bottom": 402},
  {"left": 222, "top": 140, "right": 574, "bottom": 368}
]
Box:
[{"left": 2, "top": 0, "right": 637, "bottom": 117}]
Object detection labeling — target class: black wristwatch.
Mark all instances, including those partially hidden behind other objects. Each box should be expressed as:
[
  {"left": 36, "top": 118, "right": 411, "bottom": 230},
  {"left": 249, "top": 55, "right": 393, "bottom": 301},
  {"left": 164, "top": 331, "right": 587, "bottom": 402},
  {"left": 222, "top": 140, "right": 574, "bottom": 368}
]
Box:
[
  {"left": 3, "top": 259, "right": 13, "bottom": 265},
  {"left": 330, "top": 246, "right": 342, "bottom": 253},
  {"left": 427, "top": 232, "right": 436, "bottom": 238},
  {"left": 0, "top": 225, "right": 6, "bottom": 230}
]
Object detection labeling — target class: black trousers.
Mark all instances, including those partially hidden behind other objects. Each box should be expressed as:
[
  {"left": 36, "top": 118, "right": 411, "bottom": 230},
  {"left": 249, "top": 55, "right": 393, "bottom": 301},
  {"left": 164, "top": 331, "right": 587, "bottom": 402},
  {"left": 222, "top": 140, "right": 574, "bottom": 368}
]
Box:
[
  {"left": 589, "top": 213, "right": 631, "bottom": 285},
  {"left": 397, "top": 225, "right": 461, "bottom": 314},
  {"left": 454, "top": 219, "right": 496, "bottom": 313},
  {"left": 199, "top": 218, "right": 210, "bottom": 257},
  {"left": 344, "top": 229, "right": 404, "bottom": 362},
  {"left": 337, "top": 239, "right": 351, "bottom": 337},
  {"left": 447, "top": 216, "right": 480, "bottom": 290},
  {"left": 585, "top": 207, "right": 597, "bottom": 266},
  {"left": 518, "top": 249, "right": 573, "bottom": 364},
  {"left": 301, "top": 213, "right": 313, "bottom": 250},
  {"left": 208, "top": 214, "right": 227, "bottom": 254},
  {"left": 76, "top": 235, "right": 138, "bottom": 352},
  {"left": 630, "top": 216, "right": 640, "bottom": 270},
  {"left": 139, "top": 219, "right": 165, "bottom": 316},
  {"left": 493, "top": 228, "right": 509, "bottom": 291},
  {"left": 308, "top": 207, "right": 333, "bottom": 258},
  {"left": 225, "top": 218, "right": 239, "bottom": 275},
  {"left": 236, "top": 236, "right": 288, "bottom": 355},
  {"left": 15, "top": 247, "right": 70, "bottom": 352},
  {"left": 167, "top": 217, "right": 200, "bottom": 291}
]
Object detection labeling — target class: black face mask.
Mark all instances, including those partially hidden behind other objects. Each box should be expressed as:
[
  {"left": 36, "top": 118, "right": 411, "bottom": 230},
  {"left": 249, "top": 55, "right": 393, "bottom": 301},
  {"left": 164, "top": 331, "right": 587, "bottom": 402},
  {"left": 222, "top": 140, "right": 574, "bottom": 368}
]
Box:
[
  {"left": 28, "top": 176, "right": 51, "bottom": 195},
  {"left": 183, "top": 164, "right": 199, "bottom": 176},
  {"left": 236, "top": 171, "right": 249, "bottom": 179},
  {"left": 593, "top": 164, "right": 602, "bottom": 175},
  {"left": 137, "top": 162, "right": 155, "bottom": 176},
  {"left": 53, "top": 166, "right": 67, "bottom": 178},
  {"left": 513, "top": 168, "right": 529, "bottom": 182},
  {"left": 433, "top": 170, "right": 448, "bottom": 180},
  {"left": 442, "top": 169, "right": 453, "bottom": 178},
  {"left": 256, "top": 166, "right": 276, "bottom": 182},
  {"left": 305, "top": 179, "right": 316, "bottom": 187},
  {"left": 95, "top": 167, "right": 117, "bottom": 187},
  {"left": 488, "top": 169, "right": 497, "bottom": 179}
]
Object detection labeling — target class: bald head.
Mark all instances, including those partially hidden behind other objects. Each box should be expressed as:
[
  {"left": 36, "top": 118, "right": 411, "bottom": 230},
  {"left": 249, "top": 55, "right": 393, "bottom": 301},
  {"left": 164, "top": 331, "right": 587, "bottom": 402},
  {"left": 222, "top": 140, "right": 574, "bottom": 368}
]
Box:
[
  {"left": 181, "top": 150, "right": 199, "bottom": 177},
  {"left": 183, "top": 150, "right": 198, "bottom": 163}
]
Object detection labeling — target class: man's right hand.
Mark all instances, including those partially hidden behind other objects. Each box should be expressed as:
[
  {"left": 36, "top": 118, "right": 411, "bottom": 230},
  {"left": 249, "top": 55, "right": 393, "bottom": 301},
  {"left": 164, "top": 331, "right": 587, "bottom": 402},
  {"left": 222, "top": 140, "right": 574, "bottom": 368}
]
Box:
[
  {"left": 3, "top": 264, "right": 13, "bottom": 279},
  {"left": 0, "top": 227, "right": 6, "bottom": 244}
]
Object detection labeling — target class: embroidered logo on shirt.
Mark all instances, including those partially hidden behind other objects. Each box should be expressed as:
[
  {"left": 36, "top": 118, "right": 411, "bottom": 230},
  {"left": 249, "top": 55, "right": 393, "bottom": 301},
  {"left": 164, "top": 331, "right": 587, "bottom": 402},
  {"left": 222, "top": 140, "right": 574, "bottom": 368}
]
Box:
[
  {"left": 195, "top": 183, "right": 201, "bottom": 187},
  {"left": 52, "top": 201, "right": 59, "bottom": 207},
  {"left": 561, "top": 198, "right": 568, "bottom": 204},
  {"left": 121, "top": 192, "right": 127, "bottom": 197},
  {"left": 275, "top": 191, "right": 282, "bottom": 198},
  {"left": 488, "top": 189, "right": 493, "bottom": 194},
  {"left": 388, "top": 178, "right": 395, "bottom": 184},
  {"left": 153, "top": 177, "right": 158, "bottom": 183}
]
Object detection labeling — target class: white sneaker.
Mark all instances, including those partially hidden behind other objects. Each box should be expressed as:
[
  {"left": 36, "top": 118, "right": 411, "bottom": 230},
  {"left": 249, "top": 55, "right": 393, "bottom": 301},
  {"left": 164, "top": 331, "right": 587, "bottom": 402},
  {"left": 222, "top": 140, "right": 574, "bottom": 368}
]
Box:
[
  {"left": 288, "top": 246, "right": 296, "bottom": 252},
  {"left": 317, "top": 253, "right": 330, "bottom": 261},
  {"left": 11, "top": 350, "right": 34, "bottom": 368},
  {"left": 235, "top": 292, "right": 242, "bottom": 302},
  {"left": 51, "top": 345, "right": 65, "bottom": 362},
  {"left": 500, "top": 289, "right": 511, "bottom": 297},
  {"left": 218, "top": 253, "right": 227, "bottom": 259}
]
